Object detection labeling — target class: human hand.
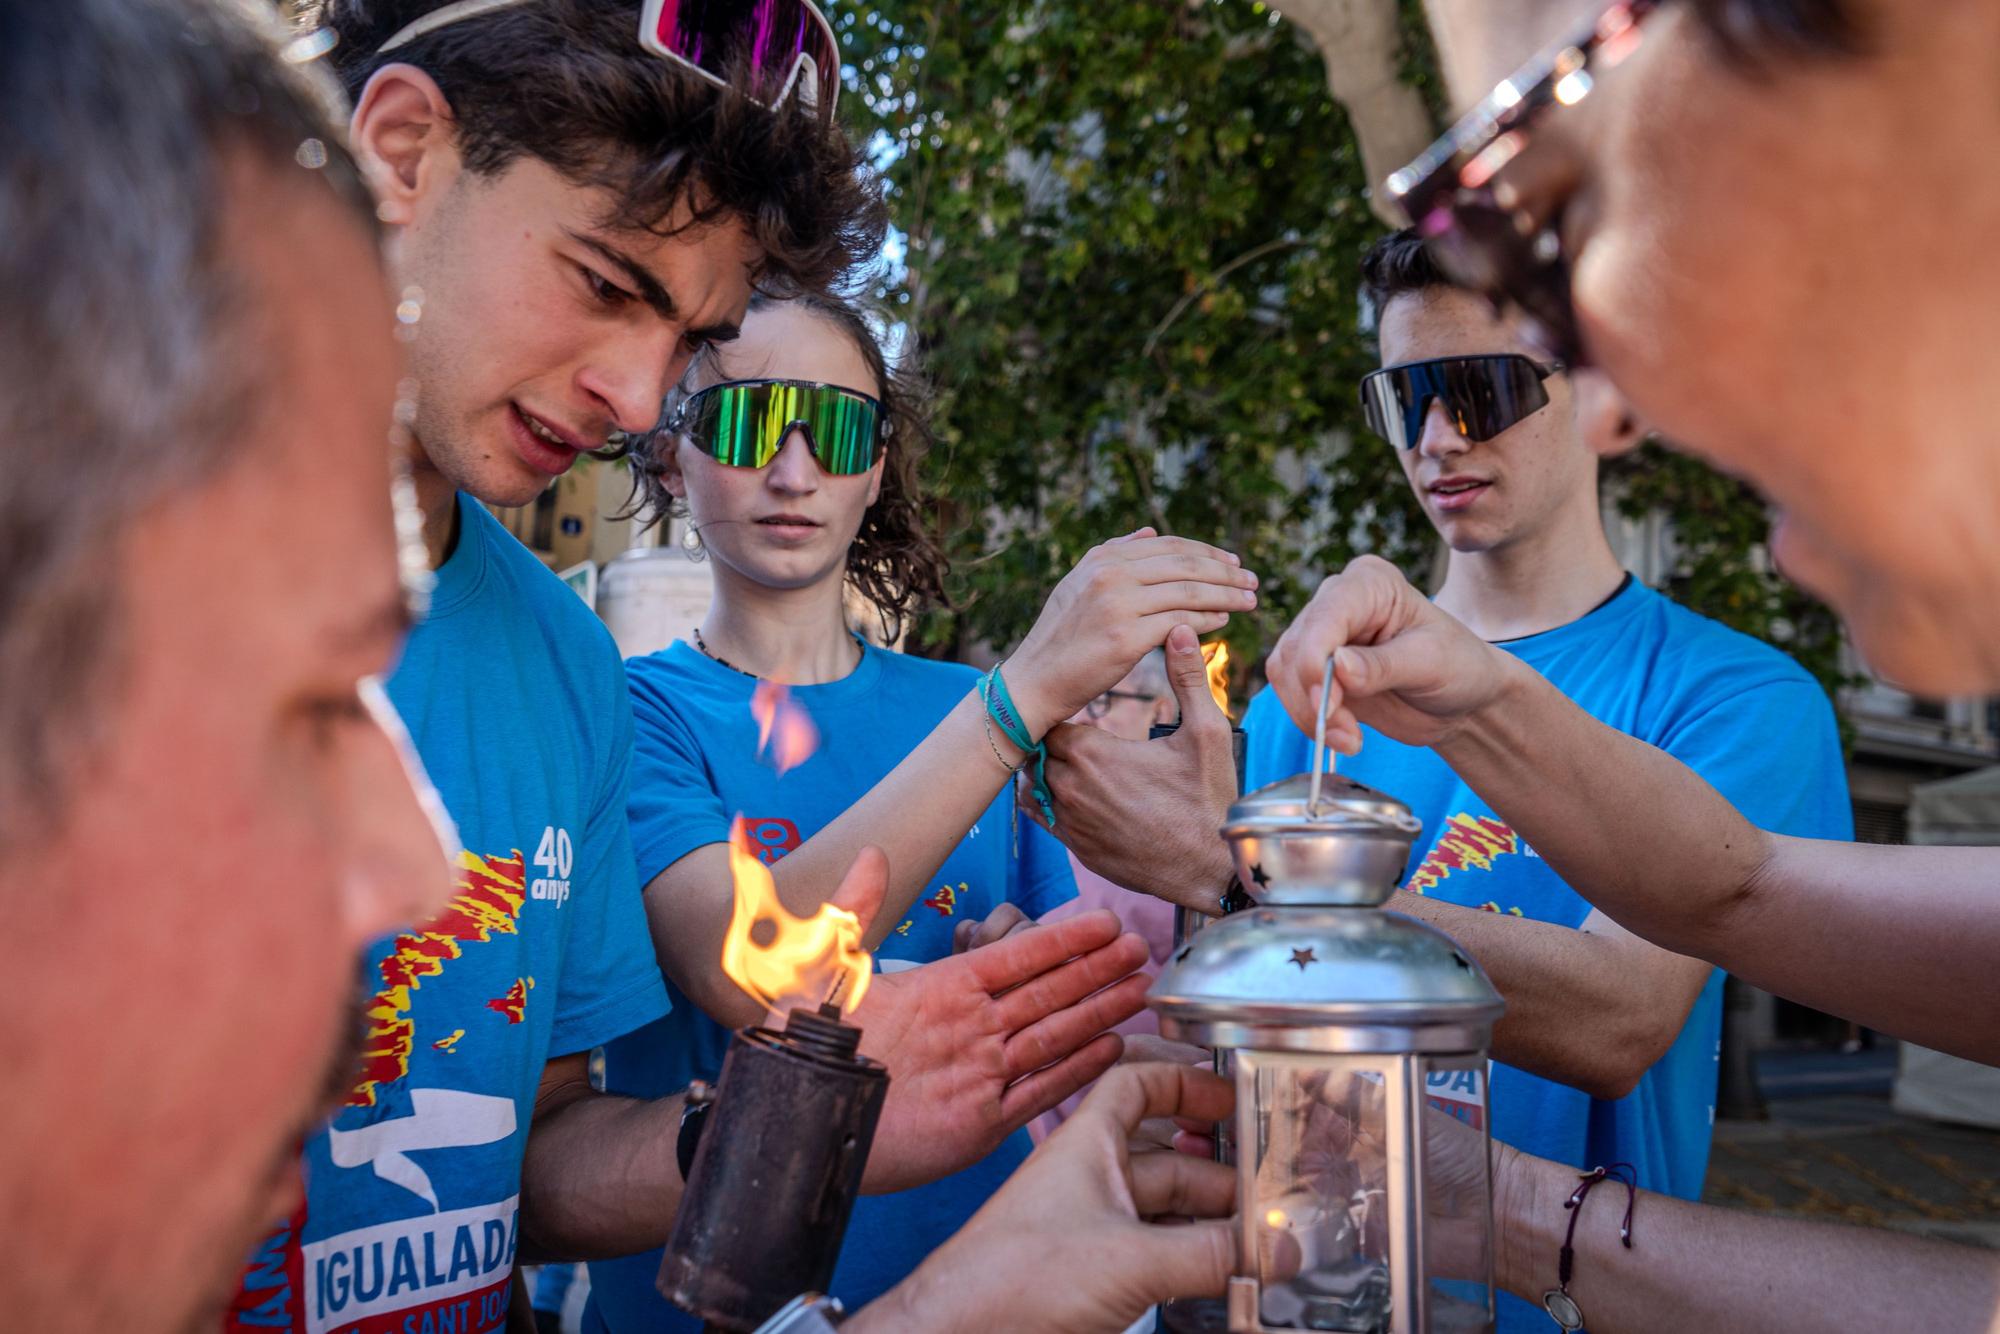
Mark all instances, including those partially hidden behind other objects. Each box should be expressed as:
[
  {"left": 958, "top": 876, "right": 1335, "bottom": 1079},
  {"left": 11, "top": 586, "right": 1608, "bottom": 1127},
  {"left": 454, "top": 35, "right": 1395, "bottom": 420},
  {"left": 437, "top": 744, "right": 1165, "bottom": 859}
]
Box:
[
  {"left": 1045, "top": 622, "right": 1239, "bottom": 912},
  {"left": 1264, "top": 555, "right": 1515, "bottom": 755},
  {"left": 1117, "top": 1034, "right": 1216, "bottom": 1154},
  {"left": 848, "top": 1064, "right": 1239, "bottom": 1334},
  {"left": 953, "top": 902, "right": 1034, "bottom": 954},
  {"left": 855, "top": 909, "right": 1153, "bottom": 1194},
  {"left": 1006, "top": 530, "right": 1258, "bottom": 738}
]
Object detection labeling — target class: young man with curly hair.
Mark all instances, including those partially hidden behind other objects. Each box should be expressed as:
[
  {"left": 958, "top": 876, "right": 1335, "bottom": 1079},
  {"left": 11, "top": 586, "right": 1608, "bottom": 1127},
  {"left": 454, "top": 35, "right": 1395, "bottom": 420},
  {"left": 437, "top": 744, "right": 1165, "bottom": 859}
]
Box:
[{"left": 222, "top": 5, "right": 1163, "bottom": 1330}]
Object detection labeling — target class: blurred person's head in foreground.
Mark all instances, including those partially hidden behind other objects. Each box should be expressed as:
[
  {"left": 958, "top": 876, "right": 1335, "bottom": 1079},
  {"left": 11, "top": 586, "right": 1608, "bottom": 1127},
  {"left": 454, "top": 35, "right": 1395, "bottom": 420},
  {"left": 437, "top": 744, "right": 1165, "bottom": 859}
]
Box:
[
  {"left": 1404, "top": 0, "right": 2000, "bottom": 693},
  {"left": 0, "top": 0, "right": 453, "bottom": 1327},
  {"left": 310, "top": 0, "right": 887, "bottom": 518}
]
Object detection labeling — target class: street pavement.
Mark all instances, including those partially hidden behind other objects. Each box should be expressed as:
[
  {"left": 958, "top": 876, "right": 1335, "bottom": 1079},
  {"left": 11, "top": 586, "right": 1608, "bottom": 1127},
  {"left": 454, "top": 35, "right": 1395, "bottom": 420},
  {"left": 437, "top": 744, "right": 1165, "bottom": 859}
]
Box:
[{"left": 1704, "top": 1045, "right": 2000, "bottom": 1249}]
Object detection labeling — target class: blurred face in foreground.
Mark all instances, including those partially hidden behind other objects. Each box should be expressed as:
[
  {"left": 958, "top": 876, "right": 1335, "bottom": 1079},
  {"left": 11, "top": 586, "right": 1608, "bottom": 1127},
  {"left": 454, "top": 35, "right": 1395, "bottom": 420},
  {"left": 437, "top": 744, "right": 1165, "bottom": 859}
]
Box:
[
  {"left": 0, "top": 169, "right": 455, "bottom": 1333},
  {"left": 1432, "top": 0, "right": 2000, "bottom": 692}
]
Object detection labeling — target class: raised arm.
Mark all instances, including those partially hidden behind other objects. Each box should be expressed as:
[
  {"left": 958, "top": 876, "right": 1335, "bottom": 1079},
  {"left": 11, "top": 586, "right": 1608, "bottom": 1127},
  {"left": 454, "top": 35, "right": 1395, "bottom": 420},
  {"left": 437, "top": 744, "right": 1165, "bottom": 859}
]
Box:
[
  {"left": 643, "top": 531, "right": 1257, "bottom": 1029},
  {"left": 1265, "top": 555, "right": 2000, "bottom": 1065}
]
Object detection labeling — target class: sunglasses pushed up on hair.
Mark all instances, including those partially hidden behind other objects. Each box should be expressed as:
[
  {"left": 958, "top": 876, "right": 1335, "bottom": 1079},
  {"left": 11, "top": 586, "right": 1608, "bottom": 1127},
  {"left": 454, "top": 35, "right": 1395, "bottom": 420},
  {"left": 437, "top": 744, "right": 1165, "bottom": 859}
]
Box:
[
  {"left": 1385, "top": 0, "right": 1663, "bottom": 365},
  {"left": 668, "top": 378, "right": 884, "bottom": 475},
  {"left": 1360, "top": 354, "right": 1563, "bottom": 451},
  {"left": 373, "top": 0, "right": 843, "bottom": 121}
]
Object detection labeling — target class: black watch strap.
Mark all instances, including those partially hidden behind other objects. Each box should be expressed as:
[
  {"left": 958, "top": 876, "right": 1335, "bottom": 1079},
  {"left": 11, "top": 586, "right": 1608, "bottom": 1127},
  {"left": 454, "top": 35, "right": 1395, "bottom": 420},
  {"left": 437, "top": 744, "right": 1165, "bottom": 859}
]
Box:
[{"left": 1220, "top": 876, "right": 1253, "bottom": 915}]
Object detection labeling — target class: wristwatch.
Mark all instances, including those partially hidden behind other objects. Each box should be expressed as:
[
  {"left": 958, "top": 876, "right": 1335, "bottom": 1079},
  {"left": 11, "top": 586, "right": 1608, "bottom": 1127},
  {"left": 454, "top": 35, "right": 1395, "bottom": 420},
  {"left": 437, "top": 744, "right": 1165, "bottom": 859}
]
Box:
[
  {"left": 753, "top": 1294, "right": 846, "bottom": 1332},
  {"left": 1219, "top": 874, "right": 1253, "bottom": 915}
]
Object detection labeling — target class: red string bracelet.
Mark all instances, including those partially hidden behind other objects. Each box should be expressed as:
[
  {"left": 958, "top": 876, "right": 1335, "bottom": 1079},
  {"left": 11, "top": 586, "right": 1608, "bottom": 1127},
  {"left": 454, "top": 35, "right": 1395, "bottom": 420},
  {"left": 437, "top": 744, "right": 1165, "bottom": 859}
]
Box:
[{"left": 1540, "top": 1162, "right": 1637, "bottom": 1331}]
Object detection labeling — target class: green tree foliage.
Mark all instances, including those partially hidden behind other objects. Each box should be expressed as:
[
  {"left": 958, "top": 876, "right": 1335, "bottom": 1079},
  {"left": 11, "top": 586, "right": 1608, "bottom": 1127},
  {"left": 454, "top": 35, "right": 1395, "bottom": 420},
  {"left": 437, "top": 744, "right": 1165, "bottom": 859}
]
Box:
[
  {"left": 840, "top": 0, "right": 1847, "bottom": 707},
  {"left": 840, "top": 0, "right": 1432, "bottom": 684}
]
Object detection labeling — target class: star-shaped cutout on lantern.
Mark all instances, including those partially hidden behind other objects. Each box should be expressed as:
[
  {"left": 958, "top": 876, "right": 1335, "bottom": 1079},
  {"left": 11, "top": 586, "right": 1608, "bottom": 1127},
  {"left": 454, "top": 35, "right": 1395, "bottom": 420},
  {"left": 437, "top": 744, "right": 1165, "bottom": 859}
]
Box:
[
  {"left": 1250, "top": 863, "right": 1271, "bottom": 889},
  {"left": 1289, "top": 947, "right": 1317, "bottom": 970}
]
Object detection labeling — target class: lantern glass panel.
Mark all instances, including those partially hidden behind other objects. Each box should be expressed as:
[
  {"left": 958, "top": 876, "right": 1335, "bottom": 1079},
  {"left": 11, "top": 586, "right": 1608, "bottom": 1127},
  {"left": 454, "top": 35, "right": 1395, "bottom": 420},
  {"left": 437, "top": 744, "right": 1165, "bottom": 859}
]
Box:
[
  {"left": 1419, "top": 1056, "right": 1497, "bottom": 1332},
  {"left": 1242, "top": 1053, "right": 1398, "bottom": 1332}
]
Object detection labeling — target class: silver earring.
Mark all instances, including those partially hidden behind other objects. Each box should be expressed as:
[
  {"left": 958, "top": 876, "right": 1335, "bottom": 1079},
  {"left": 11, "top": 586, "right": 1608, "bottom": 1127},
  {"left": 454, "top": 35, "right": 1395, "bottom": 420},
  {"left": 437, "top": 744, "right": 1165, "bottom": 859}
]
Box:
[{"left": 681, "top": 523, "right": 705, "bottom": 558}]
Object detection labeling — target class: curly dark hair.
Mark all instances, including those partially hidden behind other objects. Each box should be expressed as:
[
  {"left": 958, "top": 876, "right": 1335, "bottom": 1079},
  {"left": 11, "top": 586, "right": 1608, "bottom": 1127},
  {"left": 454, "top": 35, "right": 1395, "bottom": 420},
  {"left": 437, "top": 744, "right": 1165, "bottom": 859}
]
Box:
[
  {"left": 306, "top": 0, "right": 886, "bottom": 294},
  {"left": 633, "top": 293, "right": 950, "bottom": 642}
]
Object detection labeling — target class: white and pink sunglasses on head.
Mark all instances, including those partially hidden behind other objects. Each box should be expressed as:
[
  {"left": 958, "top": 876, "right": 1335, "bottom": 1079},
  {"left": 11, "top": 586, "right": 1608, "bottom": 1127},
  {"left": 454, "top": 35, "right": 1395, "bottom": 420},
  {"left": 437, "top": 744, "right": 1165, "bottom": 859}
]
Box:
[{"left": 375, "top": 0, "right": 840, "bottom": 120}]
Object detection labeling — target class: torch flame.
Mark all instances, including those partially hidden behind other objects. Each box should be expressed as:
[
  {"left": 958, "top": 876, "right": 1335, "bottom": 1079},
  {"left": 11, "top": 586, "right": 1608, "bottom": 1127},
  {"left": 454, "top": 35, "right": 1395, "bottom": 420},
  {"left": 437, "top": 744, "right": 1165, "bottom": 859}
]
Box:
[
  {"left": 751, "top": 682, "right": 819, "bottom": 776},
  {"left": 720, "top": 816, "right": 871, "bottom": 1017},
  {"left": 1201, "top": 640, "right": 1233, "bottom": 719}
]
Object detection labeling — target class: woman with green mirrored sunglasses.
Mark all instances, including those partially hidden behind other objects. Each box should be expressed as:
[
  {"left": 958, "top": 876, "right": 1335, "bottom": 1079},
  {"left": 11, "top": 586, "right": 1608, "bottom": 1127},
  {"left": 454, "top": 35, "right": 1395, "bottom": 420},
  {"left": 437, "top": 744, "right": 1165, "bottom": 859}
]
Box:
[
  {"left": 668, "top": 376, "right": 885, "bottom": 476},
  {"left": 601, "top": 292, "right": 1262, "bottom": 1330}
]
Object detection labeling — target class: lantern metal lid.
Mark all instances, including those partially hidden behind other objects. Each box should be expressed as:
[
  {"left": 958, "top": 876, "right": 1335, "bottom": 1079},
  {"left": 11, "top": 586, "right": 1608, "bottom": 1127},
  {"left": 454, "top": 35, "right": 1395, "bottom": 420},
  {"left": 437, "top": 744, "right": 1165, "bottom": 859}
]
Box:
[
  {"left": 1221, "top": 772, "right": 1424, "bottom": 908},
  {"left": 1154, "top": 761, "right": 1503, "bottom": 1048}
]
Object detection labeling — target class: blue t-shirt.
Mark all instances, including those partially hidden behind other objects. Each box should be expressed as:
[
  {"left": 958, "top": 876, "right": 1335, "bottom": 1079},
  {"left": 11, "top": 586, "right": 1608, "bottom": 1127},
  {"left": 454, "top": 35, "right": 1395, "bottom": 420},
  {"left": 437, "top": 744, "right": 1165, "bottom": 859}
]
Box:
[
  {"left": 228, "top": 495, "right": 669, "bottom": 1334},
  {"left": 584, "top": 641, "right": 1077, "bottom": 1333},
  {"left": 1243, "top": 576, "right": 1850, "bottom": 1334}
]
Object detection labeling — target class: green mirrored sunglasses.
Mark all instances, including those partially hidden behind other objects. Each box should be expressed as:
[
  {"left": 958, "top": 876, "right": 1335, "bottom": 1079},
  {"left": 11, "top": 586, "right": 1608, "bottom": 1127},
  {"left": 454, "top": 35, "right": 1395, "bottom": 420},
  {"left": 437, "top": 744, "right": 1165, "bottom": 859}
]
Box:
[{"left": 669, "top": 378, "right": 883, "bottom": 476}]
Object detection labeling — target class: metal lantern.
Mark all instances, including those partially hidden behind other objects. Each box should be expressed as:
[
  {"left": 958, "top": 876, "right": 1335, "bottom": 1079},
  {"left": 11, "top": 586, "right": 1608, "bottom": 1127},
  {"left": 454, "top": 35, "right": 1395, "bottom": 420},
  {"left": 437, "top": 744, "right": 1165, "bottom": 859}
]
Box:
[{"left": 1150, "top": 742, "right": 1505, "bottom": 1334}]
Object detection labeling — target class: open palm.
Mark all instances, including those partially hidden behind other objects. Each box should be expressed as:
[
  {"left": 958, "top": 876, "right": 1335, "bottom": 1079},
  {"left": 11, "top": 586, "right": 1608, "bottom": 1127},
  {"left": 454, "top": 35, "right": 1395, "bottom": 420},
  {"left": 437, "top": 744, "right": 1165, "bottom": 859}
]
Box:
[{"left": 853, "top": 909, "right": 1151, "bottom": 1194}]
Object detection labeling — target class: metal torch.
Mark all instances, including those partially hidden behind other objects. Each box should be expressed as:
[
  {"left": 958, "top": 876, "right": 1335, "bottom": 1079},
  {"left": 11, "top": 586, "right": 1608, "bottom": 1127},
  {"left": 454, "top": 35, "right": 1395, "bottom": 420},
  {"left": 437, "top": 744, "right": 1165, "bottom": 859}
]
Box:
[{"left": 658, "top": 1004, "right": 888, "bottom": 1332}]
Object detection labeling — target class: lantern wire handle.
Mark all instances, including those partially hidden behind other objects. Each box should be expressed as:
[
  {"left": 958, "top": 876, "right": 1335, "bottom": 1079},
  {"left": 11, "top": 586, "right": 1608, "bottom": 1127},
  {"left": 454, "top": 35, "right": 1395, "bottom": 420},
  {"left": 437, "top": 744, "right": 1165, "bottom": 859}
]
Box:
[{"left": 1308, "top": 652, "right": 1337, "bottom": 817}]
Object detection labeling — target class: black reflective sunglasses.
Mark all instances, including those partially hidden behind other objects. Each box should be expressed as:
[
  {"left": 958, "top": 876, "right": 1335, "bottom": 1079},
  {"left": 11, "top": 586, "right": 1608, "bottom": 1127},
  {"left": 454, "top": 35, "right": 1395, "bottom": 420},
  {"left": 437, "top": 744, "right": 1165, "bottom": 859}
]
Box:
[
  {"left": 1360, "top": 354, "right": 1564, "bottom": 451},
  {"left": 1385, "top": 0, "right": 1663, "bottom": 365}
]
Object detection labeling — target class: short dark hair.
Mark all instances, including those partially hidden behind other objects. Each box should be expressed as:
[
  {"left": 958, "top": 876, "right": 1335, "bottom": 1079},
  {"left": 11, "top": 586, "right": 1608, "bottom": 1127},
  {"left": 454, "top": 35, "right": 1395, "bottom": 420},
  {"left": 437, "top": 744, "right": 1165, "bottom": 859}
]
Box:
[
  {"left": 310, "top": 0, "right": 888, "bottom": 295},
  {"left": 637, "top": 294, "right": 950, "bottom": 642},
  {"left": 0, "top": 0, "right": 374, "bottom": 839},
  {"left": 1360, "top": 227, "right": 1455, "bottom": 323}
]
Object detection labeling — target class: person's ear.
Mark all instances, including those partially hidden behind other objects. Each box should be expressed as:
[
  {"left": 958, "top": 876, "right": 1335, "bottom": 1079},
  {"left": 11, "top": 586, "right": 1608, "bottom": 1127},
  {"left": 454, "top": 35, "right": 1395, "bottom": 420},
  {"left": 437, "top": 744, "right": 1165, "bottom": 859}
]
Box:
[
  {"left": 349, "top": 63, "right": 461, "bottom": 229},
  {"left": 864, "top": 447, "right": 886, "bottom": 508},
  {"left": 657, "top": 436, "right": 692, "bottom": 502},
  {"left": 1568, "top": 367, "right": 1648, "bottom": 459}
]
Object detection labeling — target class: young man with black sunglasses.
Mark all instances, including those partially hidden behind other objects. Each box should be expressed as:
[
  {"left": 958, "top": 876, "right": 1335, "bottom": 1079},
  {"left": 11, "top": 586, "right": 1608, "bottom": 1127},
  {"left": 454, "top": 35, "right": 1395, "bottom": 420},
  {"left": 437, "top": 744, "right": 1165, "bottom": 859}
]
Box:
[{"left": 1047, "top": 226, "right": 1851, "bottom": 1334}]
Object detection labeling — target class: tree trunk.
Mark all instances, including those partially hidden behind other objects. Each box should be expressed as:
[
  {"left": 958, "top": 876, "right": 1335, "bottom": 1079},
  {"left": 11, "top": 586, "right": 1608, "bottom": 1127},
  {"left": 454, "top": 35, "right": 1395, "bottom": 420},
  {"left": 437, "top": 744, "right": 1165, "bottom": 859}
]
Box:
[
  {"left": 1419, "top": 0, "right": 1603, "bottom": 110},
  {"left": 1277, "top": 0, "right": 1437, "bottom": 226}
]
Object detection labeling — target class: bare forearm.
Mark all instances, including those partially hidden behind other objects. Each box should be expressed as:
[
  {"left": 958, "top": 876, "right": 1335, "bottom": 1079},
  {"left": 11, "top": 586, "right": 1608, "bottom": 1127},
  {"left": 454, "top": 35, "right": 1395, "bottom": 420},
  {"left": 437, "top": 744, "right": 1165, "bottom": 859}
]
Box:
[
  {"left": 519, "top": 1090, "right": 684, "bottom": 1263},
  {"left": 1497, "top": 1148, "right": 2000, "bottom": 1333},
  {"left": 1436, "top": 660, "right": 1770, "bottom": 964},
  {"left": 1716, "top": 836, "right": 2000, "bottom": 1063},
  {"left": 1392, "top": 895, "right": 1691, "bottom": 1098},
  {"left": 770, "top": 690, "right": 1017, "bottom": 945},
  {"left": 1440, "top": 662, "right": 2000, "bottom": 1064}
]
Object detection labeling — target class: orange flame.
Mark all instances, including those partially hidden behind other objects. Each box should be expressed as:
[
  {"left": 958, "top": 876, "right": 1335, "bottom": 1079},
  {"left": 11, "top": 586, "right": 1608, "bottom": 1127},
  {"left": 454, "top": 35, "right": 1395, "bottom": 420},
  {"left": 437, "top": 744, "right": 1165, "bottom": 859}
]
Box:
[
  {"left": 751, "top": 682, "right": 819, "bottom": 776},
  {"left": 720, "top": 816, "right": 871, "bottom": 1016},
  {"left": 1201, "top": 641, "right": 1234, "bottom": 719}
]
